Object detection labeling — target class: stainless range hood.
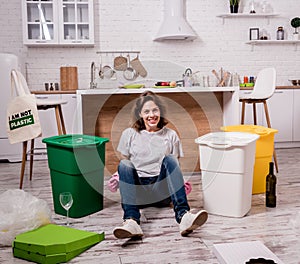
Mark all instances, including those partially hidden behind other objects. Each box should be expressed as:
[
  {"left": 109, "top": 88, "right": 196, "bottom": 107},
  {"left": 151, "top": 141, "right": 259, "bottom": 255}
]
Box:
[{"left": 153, "top": 0, "right": 197, "bottom": 41}]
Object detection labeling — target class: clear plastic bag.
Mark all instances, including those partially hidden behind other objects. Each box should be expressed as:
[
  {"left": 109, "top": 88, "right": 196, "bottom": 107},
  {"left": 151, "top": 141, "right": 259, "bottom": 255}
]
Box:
[{"left": 0, "top": 189, "right": 51, "bottom": 246}]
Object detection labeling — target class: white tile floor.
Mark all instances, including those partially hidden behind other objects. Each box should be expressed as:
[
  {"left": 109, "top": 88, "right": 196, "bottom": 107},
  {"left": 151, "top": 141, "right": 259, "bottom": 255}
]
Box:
[{"left": 0, "top": 148, "right": 300, "bottom": 263}]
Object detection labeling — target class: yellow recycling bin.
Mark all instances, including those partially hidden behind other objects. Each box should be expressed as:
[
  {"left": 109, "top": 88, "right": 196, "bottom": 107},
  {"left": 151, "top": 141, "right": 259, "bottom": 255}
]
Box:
[{"left": 220, "top": 125, "right": 278, "bottom": 194}]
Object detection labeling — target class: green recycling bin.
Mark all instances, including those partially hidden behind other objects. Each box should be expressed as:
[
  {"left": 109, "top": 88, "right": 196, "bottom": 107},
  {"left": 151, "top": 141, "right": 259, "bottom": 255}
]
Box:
[{"left": 43, "top": 134, "right": 109, "bottom": 218}]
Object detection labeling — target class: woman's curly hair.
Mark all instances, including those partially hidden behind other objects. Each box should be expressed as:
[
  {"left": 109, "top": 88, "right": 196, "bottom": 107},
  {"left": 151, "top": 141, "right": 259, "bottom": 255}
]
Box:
[{"left": 132, "top": 91, "right": 168, "bottom": 131}]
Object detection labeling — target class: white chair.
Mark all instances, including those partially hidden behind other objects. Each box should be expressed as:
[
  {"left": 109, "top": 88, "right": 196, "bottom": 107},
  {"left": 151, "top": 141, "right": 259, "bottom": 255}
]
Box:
[
  {"left": 12, "top": 70, "right": 68, "bottom": 189},
  {"left": 239, "top": 67, "right": 278, "bottom": 172}
]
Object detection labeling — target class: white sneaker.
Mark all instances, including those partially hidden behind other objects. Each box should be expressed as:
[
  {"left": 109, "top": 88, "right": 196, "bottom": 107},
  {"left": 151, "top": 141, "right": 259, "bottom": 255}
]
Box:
[
  {"left": 179, "top": 210, "right": 208, "bottom": 236},
  {"left": 113, "top": 219, "right": 144, "bottom": 239}
]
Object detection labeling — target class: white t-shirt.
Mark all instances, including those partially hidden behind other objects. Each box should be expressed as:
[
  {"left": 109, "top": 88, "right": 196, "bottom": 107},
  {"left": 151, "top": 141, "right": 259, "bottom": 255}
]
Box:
[{"left": 117, "top": 127, "right": 184, "bottom": 178}]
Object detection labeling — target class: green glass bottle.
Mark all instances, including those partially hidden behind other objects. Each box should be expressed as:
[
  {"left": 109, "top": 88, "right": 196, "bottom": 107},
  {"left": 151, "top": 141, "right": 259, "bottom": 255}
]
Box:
[{"left": 266, "top": 162, "right": 277, "bottom": 207}]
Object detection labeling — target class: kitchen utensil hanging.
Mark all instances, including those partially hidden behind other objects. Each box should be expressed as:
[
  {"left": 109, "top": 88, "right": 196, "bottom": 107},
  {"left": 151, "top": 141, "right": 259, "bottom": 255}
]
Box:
[
  {"left": 97, "top": 51, "right": 140, "bottom": 72},
  {"left": 114, "top": 54, "right": 127, "bottom": 71},
  {"left": 102, "top": 53, "right": 115, "bottom": 79},
  {"left": 123, "top": 54, "right": 137, "bottom": 81},
  {"left": 98, "top": 55, "right": 104, "bottom": 79},
  {"left": 130, "top": 54, "right": 147, "bottom": 78}
]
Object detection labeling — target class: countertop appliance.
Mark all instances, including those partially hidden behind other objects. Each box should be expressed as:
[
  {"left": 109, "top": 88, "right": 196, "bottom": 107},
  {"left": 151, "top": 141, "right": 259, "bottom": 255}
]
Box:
[{"left": 0, "top": 53, "right": 22, "bottom": 162}]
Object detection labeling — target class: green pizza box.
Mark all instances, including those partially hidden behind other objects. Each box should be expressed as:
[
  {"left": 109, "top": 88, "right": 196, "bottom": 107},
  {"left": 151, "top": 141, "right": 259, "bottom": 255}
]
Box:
[
  {"left": 13, "top": 224, "right": 104, "bottom": 263},
  {"left": 13, "top": 245, "right": 91, "bottom": 264}
]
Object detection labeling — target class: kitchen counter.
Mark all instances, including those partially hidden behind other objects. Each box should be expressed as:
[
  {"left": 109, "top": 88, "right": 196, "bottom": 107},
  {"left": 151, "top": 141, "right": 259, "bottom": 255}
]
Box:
[
  {"left": 76, "top": 86, "right": 239, "bottom": 133},
  {"left": 240, "top": 85, "right": 300, "bottom": 90},
  {"left": 31, "top": 85, "right": 300, "bottom": 94},
  {"left": 32, "top": 90, "right": 76, "bottom": 94},
  {"left": 75, "top": 86, "right": 239, "bottom": 173},
  {"left": 76, "top": 86, "right": 237, "bottom": 94}
]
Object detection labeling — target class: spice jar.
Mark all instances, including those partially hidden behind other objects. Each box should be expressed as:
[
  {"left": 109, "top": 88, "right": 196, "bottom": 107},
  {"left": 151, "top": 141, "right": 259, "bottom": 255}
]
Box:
[{"left": 276, "top": 26, "right": 284, "bottom": 40}]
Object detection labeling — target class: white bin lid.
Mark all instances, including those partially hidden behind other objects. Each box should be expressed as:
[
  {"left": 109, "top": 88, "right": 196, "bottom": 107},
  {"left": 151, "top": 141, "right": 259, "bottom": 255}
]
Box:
[{"left": 195, "top": 132, "right": 259, "bottom": 148}]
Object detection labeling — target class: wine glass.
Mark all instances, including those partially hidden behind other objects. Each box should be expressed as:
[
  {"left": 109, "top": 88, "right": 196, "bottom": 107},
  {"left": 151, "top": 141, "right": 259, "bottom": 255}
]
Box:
[{"left": 59, "top": 192, "right": 73, "bottom": 226}]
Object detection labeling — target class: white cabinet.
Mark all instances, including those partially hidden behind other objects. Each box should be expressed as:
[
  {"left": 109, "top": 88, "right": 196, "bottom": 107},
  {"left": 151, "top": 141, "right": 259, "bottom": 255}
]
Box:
[
  {"left": 58, "top": 1, "right": 94, "bottom": 45},
  {"left": 61, "top": 94, "right": 79, "bottom": 134},
  {"left": 239, "top": 89, "right": 294, "bottom": 143},
  {"left": 22, "top": 0, "right": 94, "bottom": 46},
  {"left": 263, "top": 90, "right": 293, "bottom": 142},
  {"left": 22, "top": 0, "right": 58, "bottom": 45},
  {"left": 293, "top": 90, "right": 300, "bottom": 142}
]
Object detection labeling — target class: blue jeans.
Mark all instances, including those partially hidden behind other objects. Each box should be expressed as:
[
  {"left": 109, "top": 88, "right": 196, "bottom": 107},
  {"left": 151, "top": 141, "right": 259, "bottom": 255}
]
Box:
[{"left": 118, "top": 155, "right": 190, "bottom": 224}]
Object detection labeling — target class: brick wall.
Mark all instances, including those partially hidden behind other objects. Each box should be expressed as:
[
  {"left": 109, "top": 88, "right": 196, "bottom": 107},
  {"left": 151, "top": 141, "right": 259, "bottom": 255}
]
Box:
[{"left": 0, "top": 0, "right": 299, "bottom": 90}]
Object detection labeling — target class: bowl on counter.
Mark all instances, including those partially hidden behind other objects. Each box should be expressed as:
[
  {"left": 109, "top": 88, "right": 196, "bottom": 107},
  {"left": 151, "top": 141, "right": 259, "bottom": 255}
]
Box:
[{"left": 119, "top": 84, "right": 145, "bottom": 89}]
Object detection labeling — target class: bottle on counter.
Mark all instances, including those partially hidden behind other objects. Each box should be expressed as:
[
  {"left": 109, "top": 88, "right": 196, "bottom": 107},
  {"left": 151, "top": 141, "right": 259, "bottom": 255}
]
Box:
[
  {"left": 184, "top": 74, "right": 192, "bottom": 87},
  {"left": 266, "top": 162, "right": 277, "bottom": 207},
  {"left": 249, "top": 0, "right": 256, "bottom": 13},
  {"left": 183, "top": 68, "right": 193, "bottom": 87},
  {"left": 232, "top": 73, "right": 240, "bottom": 86},
  {"left": 276, "top": 26, "right": 284, "bottom": 40}
]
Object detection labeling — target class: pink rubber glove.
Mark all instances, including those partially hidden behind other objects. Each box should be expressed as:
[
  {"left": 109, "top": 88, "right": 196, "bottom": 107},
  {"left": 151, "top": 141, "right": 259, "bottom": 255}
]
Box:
[
  {"left": 107, "top": 172, "right": 192, "bottom": 195},
  {"left": 107, "top": 173, "right": 119, "bottom": 192},
  {"left": 184, "top": 181, "right": 192, "bottom": 195}
]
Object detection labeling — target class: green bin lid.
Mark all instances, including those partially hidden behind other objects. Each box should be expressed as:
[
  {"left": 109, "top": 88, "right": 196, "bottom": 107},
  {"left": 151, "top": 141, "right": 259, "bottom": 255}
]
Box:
[{"left": 42, "top": 134, "right": 109, "bottom": 149}]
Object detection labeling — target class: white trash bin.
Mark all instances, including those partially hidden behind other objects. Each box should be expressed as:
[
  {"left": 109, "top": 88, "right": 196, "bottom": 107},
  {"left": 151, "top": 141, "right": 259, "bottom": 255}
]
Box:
[{"left": 195, "top": 132, "right": 259, "bottom": 217}]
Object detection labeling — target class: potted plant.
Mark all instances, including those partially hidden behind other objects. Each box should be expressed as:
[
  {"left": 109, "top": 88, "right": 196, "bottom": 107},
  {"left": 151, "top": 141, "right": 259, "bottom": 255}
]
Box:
[
  {"left": 230, "top": 0, "right": 240, "bottom": 13},
  {"left": 291, "top": 17, "right": 300, "bottom": 40}
]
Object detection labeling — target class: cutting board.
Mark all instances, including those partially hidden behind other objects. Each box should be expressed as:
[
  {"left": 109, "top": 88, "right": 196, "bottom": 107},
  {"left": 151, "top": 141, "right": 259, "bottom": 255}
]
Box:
[{"left": 60, "top": 66, "right": 78, "bottom": 90}]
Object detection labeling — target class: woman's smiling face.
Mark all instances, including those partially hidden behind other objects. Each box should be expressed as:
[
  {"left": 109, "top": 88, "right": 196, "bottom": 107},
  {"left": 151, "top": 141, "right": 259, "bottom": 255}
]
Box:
[{"left": 140, "top": 100, "right": 161, "bottom": 132}]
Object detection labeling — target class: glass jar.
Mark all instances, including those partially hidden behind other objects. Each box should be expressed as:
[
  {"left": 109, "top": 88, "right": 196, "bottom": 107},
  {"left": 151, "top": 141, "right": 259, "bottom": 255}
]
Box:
[{"left": 276, "top": 26, "right": 284, "bottom": 40}]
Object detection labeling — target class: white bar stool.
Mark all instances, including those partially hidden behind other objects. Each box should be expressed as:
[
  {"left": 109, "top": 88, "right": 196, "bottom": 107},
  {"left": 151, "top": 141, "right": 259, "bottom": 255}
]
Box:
[{"left": 239, "top": 67, "right": 278, "bottom": 173}]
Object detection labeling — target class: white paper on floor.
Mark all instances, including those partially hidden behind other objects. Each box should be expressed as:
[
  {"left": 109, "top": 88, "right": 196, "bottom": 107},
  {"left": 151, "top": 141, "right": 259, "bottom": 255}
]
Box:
[{"left": 213, "top": 240, "right": 284, "bottom": 264}]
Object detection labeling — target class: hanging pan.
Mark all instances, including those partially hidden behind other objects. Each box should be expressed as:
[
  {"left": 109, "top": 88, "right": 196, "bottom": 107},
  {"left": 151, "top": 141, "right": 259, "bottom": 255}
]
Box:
[{"left": 123, "top": 54, "right": 137, "bottom": 81}]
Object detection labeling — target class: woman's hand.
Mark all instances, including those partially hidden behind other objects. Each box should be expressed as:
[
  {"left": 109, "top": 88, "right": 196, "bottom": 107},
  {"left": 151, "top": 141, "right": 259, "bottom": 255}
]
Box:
[{"left": 107, "top": 173, "right": 120, "bottom": 192}]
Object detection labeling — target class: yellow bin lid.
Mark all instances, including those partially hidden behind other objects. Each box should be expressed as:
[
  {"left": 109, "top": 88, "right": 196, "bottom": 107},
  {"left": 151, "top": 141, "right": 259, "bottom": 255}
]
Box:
[{"left": 220, "top": 125, "right": 278, "bottom": 137}]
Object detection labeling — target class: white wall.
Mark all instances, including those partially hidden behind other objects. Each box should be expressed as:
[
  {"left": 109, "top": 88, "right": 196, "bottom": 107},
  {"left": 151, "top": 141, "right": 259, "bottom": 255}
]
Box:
[{"left": 0, "top": 0, "right": 299, "bottom": 90}]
